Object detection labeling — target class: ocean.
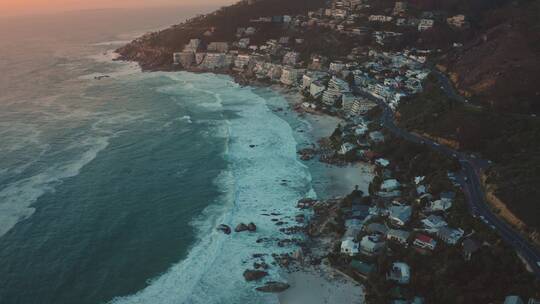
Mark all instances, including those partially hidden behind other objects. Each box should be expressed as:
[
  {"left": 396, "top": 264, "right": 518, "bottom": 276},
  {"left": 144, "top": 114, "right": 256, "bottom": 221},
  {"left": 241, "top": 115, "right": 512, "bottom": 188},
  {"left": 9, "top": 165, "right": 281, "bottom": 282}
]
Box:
[{"left": 0, "top": 8, "right": 317, "bottom": 304}]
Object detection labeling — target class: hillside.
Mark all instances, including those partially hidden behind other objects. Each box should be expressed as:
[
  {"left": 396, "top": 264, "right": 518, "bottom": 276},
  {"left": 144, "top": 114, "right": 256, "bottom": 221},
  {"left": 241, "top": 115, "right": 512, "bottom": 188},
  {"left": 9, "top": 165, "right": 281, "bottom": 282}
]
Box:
[
  {"left": 116, "top": 0, "right": 540, "bottom": 232},
  {"left": 116, "top": 0, "right": 326, "bottom": 70},
  {"left": 441, "top": 0, "right": 540, "bottom": 114}
]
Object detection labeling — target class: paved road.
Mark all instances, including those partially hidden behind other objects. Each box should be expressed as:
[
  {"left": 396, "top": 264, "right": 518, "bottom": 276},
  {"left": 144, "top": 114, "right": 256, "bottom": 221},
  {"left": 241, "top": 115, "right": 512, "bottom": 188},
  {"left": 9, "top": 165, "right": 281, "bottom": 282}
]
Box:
[{"left": 375, "top": 99, "right": 540, "bottom": 278}]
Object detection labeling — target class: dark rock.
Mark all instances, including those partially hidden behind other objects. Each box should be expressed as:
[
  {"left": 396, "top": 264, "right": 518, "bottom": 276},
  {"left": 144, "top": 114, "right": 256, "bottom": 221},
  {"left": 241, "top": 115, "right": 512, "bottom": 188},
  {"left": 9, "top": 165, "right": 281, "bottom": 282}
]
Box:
[
  {"left": 235, "top": 223, "right": 248, "bottom": 232},
  {"left": 217, "top": 224, "right": 231, "bottom": 234},
  {"left": 243, "top": 269, "right": 268, "bottom": 281},
  {"left": 254, "top": 262, "right": 269, "bottom": 270},
  {"left": 256, "top": 282, "right": 290, "bottom": 293},
  {"left": 247, "top": 222, "right": 257, "bottom": 232}
]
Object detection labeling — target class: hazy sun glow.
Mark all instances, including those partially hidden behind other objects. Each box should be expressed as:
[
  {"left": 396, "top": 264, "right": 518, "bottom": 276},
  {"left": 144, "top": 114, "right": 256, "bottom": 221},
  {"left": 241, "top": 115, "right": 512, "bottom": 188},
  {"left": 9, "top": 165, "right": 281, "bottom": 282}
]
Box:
[{"left": 0, "top": 0, "right": 235, "bottom": 16}]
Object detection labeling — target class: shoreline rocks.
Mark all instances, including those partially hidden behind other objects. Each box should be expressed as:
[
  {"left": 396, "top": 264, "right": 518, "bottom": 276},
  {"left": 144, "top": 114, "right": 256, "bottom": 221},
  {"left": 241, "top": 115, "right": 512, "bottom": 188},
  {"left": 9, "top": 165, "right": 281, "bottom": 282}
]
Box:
[
  {"left": 243, "top": 269, "right": 268, "bottom": 281},
  {"left": 217, "top": 224, "right": 231, "bottom": 234},
  {"left": 235, "top": 223, "right": 248, "bottom": 232},
  {"left": 235, "top": 222, "right": 257, "bottom": 232}
]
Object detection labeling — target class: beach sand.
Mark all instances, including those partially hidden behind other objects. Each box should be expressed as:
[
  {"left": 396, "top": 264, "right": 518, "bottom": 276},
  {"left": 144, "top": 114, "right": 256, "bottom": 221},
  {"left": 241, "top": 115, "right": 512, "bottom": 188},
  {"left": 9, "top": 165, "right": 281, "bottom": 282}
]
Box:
[
  {"left": 261, "top": 87, "right": 371, "bottom": 304},
  {"left": 279, "top": 268, "right": 365, "bottom": 304},
  {"left": 277, "top": 89, "right": 374, "bottom": 199}
]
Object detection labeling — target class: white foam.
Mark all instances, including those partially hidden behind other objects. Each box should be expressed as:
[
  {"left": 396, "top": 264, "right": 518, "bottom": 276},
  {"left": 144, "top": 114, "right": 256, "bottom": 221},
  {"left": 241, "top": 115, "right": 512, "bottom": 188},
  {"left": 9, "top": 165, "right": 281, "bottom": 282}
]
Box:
[
  {"left": 91, "top": 40, "right": 133, "bottom": 46},
  {"left": 0, "top": 135, "right": 111, "bottom": 237},
  {"left": 109, "top": 73, "right": 314, "bottom": 304},
  {"left": 79, "top": 49, "right": 141, "bottom": 80}
]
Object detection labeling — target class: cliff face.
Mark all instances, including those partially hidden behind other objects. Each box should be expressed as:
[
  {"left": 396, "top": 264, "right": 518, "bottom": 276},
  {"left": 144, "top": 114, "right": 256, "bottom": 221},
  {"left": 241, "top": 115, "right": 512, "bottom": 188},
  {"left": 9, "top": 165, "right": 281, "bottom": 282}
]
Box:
[{"left": 445, "top": 1, "right": 540, "bottom": 114}]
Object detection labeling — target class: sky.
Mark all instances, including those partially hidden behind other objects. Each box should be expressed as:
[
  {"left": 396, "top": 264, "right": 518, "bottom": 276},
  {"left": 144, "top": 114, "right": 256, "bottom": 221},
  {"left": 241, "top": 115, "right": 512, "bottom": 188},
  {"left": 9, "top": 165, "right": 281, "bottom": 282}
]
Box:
[{"left": 0, "top": 0, "right": 235, "bottom": 17}]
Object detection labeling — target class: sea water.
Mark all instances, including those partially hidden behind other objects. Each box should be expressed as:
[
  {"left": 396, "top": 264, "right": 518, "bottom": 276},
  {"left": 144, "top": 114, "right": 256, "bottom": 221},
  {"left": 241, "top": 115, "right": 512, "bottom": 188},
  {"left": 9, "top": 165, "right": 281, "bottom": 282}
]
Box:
[{"left": 0, "top": 8, "right": 314, "bottom": 304}]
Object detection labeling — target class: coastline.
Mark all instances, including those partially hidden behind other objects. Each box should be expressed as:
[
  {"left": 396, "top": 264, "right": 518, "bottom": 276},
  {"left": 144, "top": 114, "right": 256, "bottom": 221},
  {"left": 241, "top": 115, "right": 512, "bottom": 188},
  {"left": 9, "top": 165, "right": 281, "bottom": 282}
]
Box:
[
  {"left": 254, "top": 85, "right": 372, "bottom": 303},
  {"left": 101, "top": 45, "right": 371, "bottom": 302},
  {"left": 93, "top": 51, "right": 373, "bottom": 302}
]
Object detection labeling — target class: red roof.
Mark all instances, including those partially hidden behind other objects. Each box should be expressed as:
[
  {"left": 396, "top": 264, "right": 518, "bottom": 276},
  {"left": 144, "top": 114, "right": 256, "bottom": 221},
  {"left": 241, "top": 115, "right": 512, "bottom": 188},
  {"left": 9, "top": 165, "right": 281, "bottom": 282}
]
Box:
[{"left": 416, "top": 234, "right": 434, "bottom": 243}]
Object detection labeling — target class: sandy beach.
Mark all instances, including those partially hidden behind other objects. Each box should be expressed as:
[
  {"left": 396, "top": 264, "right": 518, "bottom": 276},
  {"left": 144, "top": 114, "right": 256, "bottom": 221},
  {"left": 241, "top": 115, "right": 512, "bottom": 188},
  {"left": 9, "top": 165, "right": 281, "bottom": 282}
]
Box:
[
  {"left": 270, "top": 87, "right": 374, "bottom": 199},
  {"left": 279, "top": 268, "right": 365, "bottom": 304},
  {"left": 261, "top": 87, "right": 372, "bottom": 304}
]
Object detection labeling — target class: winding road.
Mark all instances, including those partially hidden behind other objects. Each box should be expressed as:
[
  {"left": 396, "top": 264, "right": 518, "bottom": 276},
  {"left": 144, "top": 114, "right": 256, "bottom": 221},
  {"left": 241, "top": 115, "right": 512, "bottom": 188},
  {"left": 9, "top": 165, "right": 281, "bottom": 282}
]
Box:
[{"left": 371, "top": 78, "right": 540, "bottom": 278}]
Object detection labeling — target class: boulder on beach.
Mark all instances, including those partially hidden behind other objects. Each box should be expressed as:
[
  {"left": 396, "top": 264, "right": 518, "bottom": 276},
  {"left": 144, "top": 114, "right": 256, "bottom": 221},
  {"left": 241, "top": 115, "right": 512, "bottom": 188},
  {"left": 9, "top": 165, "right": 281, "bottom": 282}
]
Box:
[
  {"left": 235, "top": 223, "right": 248, "bottom": 232},
  {"left": 247, "top": 222, "right": 257, "bottom": 232},
  {"left": 243, "top": 269, "right": 268, "bottom": 281},
  {"left": 217, "top": 224, "right": 231, "bottom": 235},
  {"left": 256, "top": 281, "right": 290, "bottom": 293}
]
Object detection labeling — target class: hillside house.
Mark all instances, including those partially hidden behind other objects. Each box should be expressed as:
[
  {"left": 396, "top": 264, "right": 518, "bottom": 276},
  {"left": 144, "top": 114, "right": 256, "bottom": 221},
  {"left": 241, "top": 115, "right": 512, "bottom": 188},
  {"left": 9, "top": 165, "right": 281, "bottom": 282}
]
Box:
[
  {"left": 387, "top": 229, "right": 410, "bottom": 245},
  {"left": 413, "top": 234, "right": 437, "bottom": 250},
  {"left": 422, "top": 215, "right": 447, "bottom": 231},
  {"left": 418, "top": 19, "right": 434, "bottom": 31},
  {"left": 437, "top": 226, "right": 464, "bottom": 245},
  {"left": 360, "top": 234, "right": 386, "bottom": 256},
  {"left": 341, "top": 238, "right": 360, "bottom": 256},
  {"left": 387, "top": 262, "right": 411, "bottom": 284},
  {"left": 388, "top": 205, "right": 412, "bottom": 226}
]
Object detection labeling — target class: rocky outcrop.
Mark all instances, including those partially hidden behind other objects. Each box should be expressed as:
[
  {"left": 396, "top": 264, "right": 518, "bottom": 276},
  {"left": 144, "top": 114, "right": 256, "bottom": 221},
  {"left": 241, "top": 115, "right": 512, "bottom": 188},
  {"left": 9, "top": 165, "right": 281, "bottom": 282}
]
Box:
[
  {"left": 256, "top": 281, "right": 290, "bottom": 293},
  {"left": 217, "top": 224, "right": 231, "bottom": 234},
  {"left": 247, "top": 222, "right": 257, "bottom": 232},
  {"left": 243, "top": 270, "right": 268, "bottom": 281},
  {"left": 235, "top": 222, "right": 257, "bottom": 232},
  {"left": 235, "top": 223, "right": 248, "bottom": 232}
]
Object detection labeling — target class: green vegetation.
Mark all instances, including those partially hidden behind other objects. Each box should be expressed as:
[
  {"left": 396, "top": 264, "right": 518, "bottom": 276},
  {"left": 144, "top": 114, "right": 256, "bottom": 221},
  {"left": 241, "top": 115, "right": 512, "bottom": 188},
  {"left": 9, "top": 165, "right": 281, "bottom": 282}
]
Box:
[{"left": 397, "top": 74, "right": 540, "bottom": 230}]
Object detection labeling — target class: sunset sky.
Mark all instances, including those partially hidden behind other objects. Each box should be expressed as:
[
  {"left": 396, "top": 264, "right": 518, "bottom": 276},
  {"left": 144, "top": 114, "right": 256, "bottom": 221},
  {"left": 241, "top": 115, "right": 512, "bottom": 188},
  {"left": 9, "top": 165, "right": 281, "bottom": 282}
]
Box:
[{"left": 0, "top": 0, "right": 235, "bottom": 16}]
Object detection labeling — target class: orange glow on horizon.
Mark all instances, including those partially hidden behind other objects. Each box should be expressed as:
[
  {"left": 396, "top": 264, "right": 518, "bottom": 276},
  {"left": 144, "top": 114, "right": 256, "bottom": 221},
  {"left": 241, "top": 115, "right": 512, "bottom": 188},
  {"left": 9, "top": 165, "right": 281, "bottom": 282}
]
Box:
[{"left": 0, "top": 0, "right": 235, "bottom": 16}]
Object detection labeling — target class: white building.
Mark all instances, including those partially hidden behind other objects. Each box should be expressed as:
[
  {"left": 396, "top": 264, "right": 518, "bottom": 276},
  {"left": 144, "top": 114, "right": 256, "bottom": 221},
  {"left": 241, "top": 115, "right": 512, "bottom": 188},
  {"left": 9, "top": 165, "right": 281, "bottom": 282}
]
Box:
[
  {"left": 429, "top": 199, "right": 452, "bottom": 212},
  {"left": 437, "top": 226, "right": 464, "bottom": 245},
  {"left": 341, "top": 238, "right": 360, "bottom": 256},
  {"left": 282, "top": 51, "right": 300, "bottom": 66},
  {"left": 369, "top": 15, "right": 393, "bottom": 22},
  {"left": 173, "top": 51, "right": 195, "bottom": 67},
  {"left": 310, "top": 80, "right": 326, "bottom": 98},
  {"left": 360, "top": 234, "right": 386, "bottom": 256},
  {"left": 381, "top": 179, "right": 400, "bottom": 192},
  {"left": 280, "top": 67, "right": 304, "bottom": 86},
  {"left": 388, "top": 205, "right": 412, "bottom": 226},
  {"left": 387, "top": 262, "right": 410, "bottom": 284},
  {"left": 207, "top": 42, "right": 229, "bottom": 53},
  {"left": 183, "top": 39, "right": 201, "bottom": 53},
  {"left": 234, "top": 54, "right": 252, "bottom": 69},
  {"left": 238, "top": 38, "right": 250, "bottom": 48},
  {"left": 447, "top": 15, "right": 468, "bottom": 29},
  {"left": 422, "top": 215, "right": 447, "bottom": 231},
  {"left": 387, "top": 229, "right": 410, "bottom": 245},
  {"left": 322, "top": 76, "right": 350, "bottom": 106},
  {"left": 375, "top": 158, "right": 390, "bottom": 167},
  {"left": 418, "top": 19, "right": 434, "bottom": 31},
  {"left": 339, "top": 142, "right": 356, "bottom": 155}
]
